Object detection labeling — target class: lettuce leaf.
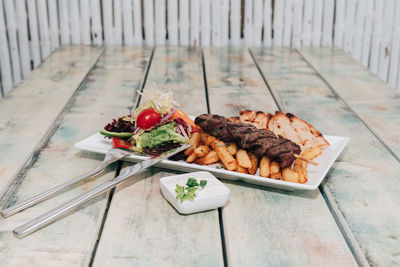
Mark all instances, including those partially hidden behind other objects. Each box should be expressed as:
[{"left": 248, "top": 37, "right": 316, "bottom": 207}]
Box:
[{"left": 136, "top": 123, "right": 187, "bottom": 151}]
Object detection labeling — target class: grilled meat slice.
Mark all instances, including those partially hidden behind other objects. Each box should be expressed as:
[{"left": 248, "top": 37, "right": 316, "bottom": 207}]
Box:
[{"left": 195, "top": 114, "right": 301, "bottom": 168}]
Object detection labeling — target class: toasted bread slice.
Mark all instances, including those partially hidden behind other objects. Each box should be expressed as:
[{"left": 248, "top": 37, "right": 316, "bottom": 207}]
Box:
[
  {"left": 239, "top": 110, "right": 257, "bottom": 124},
  {"left": 267, "top": 111, "right": 329, "bottom": 150},
  {"left": 268, "top": 111, "right": 302, "bottom": 144},
  {"left": 228, "top": 116, "right": 240, "bottom": 123},
  {"left": 286, "top": 113, "right": 330, "bottom": 149},
  {"left": 239, "top": 110, "right": 270, "bottom": 129},
  {"left": 253, "top": 112, "right": 270, "bottom": 129}
]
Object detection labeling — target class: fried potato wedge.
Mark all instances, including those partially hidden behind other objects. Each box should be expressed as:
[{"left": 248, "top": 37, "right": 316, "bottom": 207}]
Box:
[
  {"left": 236, "top": 149, "right": 252, "bottom": 169},
  {"left": 214, "top": 141, "right": 237, "bottom": 171},
  {"left": 282, "top": 168, "right": 299, "bottom": 183},
  {"left": 248, "top": 153, "right": 259, "bottom": 175},
  {"left": 235, "top": 162, "right": 249, "bottom": 174},
  {"left": 185, "top": 132, "right": 201, "bottom": 156},
  {"left": 270, "top": 161, "right": 281, "bottom": 179},
  {"left": 294, "top": 158, "right": 308, "bottom": 184},
  {"left": 195, "top": 151, "right": 219, "bottom": 165},
  {"left": 194, "top": 145, "right": 211, "bottom": 157},
  {"left": 259, "top": 156, "right": 271, "bottom": 178},
  {"left": 226, "top": 143, "right": 238, "bottom": 155},
  {"left": 186, "top": 153, "right": 197, "bottom": 163},
  {"left": 302, "top": 146, "right": 322, "bottom": 160}
]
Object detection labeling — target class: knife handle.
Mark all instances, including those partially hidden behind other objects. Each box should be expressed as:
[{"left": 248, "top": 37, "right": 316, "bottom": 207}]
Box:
[
  {"left": 13, "top": 178, "right": 118, "bottom": 238},
  {"left": 1, "top": 165, "right": 107, "bottom": 218}
]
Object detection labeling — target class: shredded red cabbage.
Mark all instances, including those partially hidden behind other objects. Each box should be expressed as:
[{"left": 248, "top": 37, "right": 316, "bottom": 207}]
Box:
[{"left": 104, "top": 116, "right": 135, "bottom": 133}]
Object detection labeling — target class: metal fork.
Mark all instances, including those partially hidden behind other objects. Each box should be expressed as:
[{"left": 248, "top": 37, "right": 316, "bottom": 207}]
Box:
[{"left": 0, "top": 148, "right": 131, "bottom": 218}]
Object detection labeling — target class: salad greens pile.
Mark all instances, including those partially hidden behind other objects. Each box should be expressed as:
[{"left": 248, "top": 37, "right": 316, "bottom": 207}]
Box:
[
  {"left": 100, "top": 89, "right": 195, "bottom": 154},
  {"left": 135, "top": 123, "right": 187, "bottom": 152},
  {"left": 175, "top": 177, "right": 207, "bottom": 202}
]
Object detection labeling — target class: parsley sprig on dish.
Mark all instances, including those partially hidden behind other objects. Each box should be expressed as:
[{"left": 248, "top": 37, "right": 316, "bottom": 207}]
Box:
[{"left": 175, "top": 177, "right": 207, "bottom": 202}]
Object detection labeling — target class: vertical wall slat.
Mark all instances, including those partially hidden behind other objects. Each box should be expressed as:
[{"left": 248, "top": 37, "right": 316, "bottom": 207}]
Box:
[
  {"left": 190, "top": 0, "right": 200, "bottom": 46},
  {"left": 0, "top": 0, "right": 13, "bottom": 93},
  {"left": 122, "top": 0, "right": 134, "bottom": 45},
  {"left": 80, "top": 0, "right": 91, "bottom": 45},
  {"left": 200, "top": 0, "right": 211, "bottom": 46},
  {"left": 167, "top": 0, "right": 178, "bottom": 46},
  {"left": 48, "top": 0, "right": 60, "bottom": 50},
  {"left": 322, "top": 0, "right": 334, "bottom": 46},
  {"left": 70, "top": 0, "right": 81, "bottom": 44},
  {"left": 179, "top": 0, "right": 189, "bottom": 46},
  {"left": 292, "top": 0, "right": 303, "bottom": 47},
  {"left": 143, "top": 0, "right": 154, "bottom": 45},
  {"left": 388, "top": 0, "right": 400, "bottom": 88},
  {"left": 132, "top": 0, "right": 143, "bottom": 45},
  {"left": 211, "top": 0, "right": 222, "bottom": 46},
  {"left": 302, "top": 0, "right": 313, "bottom": 46},
  {"left": 59, "top": 0, "right": 71, "bottom": 45},
  {"left": 15, "top": 0, "right": 30, "bottom": 78},
  {"left": 370, "top": 0, "right": 384, "bottom": 74},
  {"left": 360, "top": 0, "right": 374, "bottom": 67},
  {"left": 155, "top": 0, "right": 166, "bottom": 45},
  {"left": 253, "top": 0, "right": 263, "bottom": 46},
  {"left": 352, "top": 0, "right": 365, "bottom": 61},
  {"left": 102, "top": 0, "right": 113, "bottom": 45},
  {"left": 311, "top": 0, "right": 323, "bottom": 47},
  {"left": 343, "top": 0, "right": 356, "bottom": 53},
  {"left": 378, "top": 0, "right": 394, "bottom": 81},
  {"left": 220, "top": 0, "right": 229, "bottom": 46},
  {"left": 27, "top": 0, "right": 41, "bottom": 67},
  {"left": 230, "top": 0, "right": 241, "bottom": 46},
  {"left": 263, "top": 0, "right": 272, "bottom": 47},
  {"left": 114, "top": 0, "right": 123, "bottom": 45},
  {"left": 91, "top": 0, "right": 103, "bottom": 45},
  {"left": 244, "top": 0, "right": 253, "bottom": 46},
  {"left": 4, "top": 0, "right": 22, "bottom": 83},
  {"left": 334, "top": 0, "right": 345, "bottom": 47},
  {"left": 36, "top": 0, "right": 51, "bottom": 59},
  {"left": 283, "top": 0, "right": 293, "bottom": 47},
  {"left": 273, "top": 0, "right": 285, "bottom": 47}
]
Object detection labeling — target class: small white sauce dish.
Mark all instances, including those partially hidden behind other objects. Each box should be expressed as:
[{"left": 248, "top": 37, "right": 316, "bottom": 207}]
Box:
[{"left": 160, "top": 171, "right": 230, "bottom": 215}]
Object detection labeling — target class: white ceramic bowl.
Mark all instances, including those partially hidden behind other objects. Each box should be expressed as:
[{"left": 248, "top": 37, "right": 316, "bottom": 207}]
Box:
[{"left": 160, "top": 171, "right": 230, "bottom": 215}]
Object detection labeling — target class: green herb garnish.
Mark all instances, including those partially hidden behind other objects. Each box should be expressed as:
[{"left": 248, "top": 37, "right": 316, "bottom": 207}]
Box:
[
  {"left": 186, "top": 177, "right": 199, "bottom": 187},
  {"left": 175, "top": 177, "right": 208, "bottom": 202}
]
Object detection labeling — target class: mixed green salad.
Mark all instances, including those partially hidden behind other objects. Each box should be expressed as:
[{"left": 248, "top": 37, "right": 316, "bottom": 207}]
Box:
[{"left": 100, "top": 90, "right": 200, "bottom": 155}]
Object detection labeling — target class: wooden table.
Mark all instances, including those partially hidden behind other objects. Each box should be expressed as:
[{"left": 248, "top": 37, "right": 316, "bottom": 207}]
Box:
[{"left": 0, "top": 46, "right": 399, "bottom": 267}]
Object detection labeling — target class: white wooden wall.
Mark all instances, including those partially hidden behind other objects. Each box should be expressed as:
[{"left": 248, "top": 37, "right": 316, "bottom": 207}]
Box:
[{"left": 1, "top": 0, "right": 400, "bottom": 97}]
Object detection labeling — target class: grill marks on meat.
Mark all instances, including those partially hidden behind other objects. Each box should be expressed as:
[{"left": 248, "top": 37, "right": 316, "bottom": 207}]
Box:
[{"left": 195, "top": 114, "right": 301, "bottom": 168}]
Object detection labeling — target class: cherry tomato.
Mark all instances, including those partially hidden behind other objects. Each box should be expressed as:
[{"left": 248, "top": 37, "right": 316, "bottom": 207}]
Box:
[{"left": 136, "top": 108, "right": 161, "bottom": 129}]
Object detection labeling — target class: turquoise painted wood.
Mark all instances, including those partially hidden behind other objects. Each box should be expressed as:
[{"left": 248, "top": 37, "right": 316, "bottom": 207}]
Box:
[
  {"left": 252, "top": 47, "right": 400, "bottom": 266},
  {"left": 203, "top": 47, "right": 357, "bottom": 266},
  {"left": 0, "top": 47, "right": 153, "bottom": 266},
  {"left": 0, "top": 46, "right": 103, "bottom": 200},
  {"left": 92, "top": 47, "right": 224, "bottom": 266},
  {"left": 298, "top": 47, "right": 400, "bottom": 160}
]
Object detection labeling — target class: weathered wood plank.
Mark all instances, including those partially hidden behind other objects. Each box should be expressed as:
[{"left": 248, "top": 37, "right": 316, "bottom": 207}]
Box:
[
  {"left": 203, "top": 47, "right": 357, "bottom": 267},
  {"left": 92, "top": 47, "right": 223, "bottom": 266},
  {"left": 252, "top": 47, "right": 400, "bottom": 266},
  {"left": 0, "top": 47, "right": 153, "bottom": 266},
  {"left": 0, "top": 47, "right": 103, "bottom": 200},
  {"left": 298, "top": 47, "right": 400, "bottom": 159}
]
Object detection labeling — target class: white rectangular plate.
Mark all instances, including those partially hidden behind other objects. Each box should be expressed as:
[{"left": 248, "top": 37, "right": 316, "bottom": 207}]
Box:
[{"left": 75, "top": 133, "right": 348, "bottom": 191}]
